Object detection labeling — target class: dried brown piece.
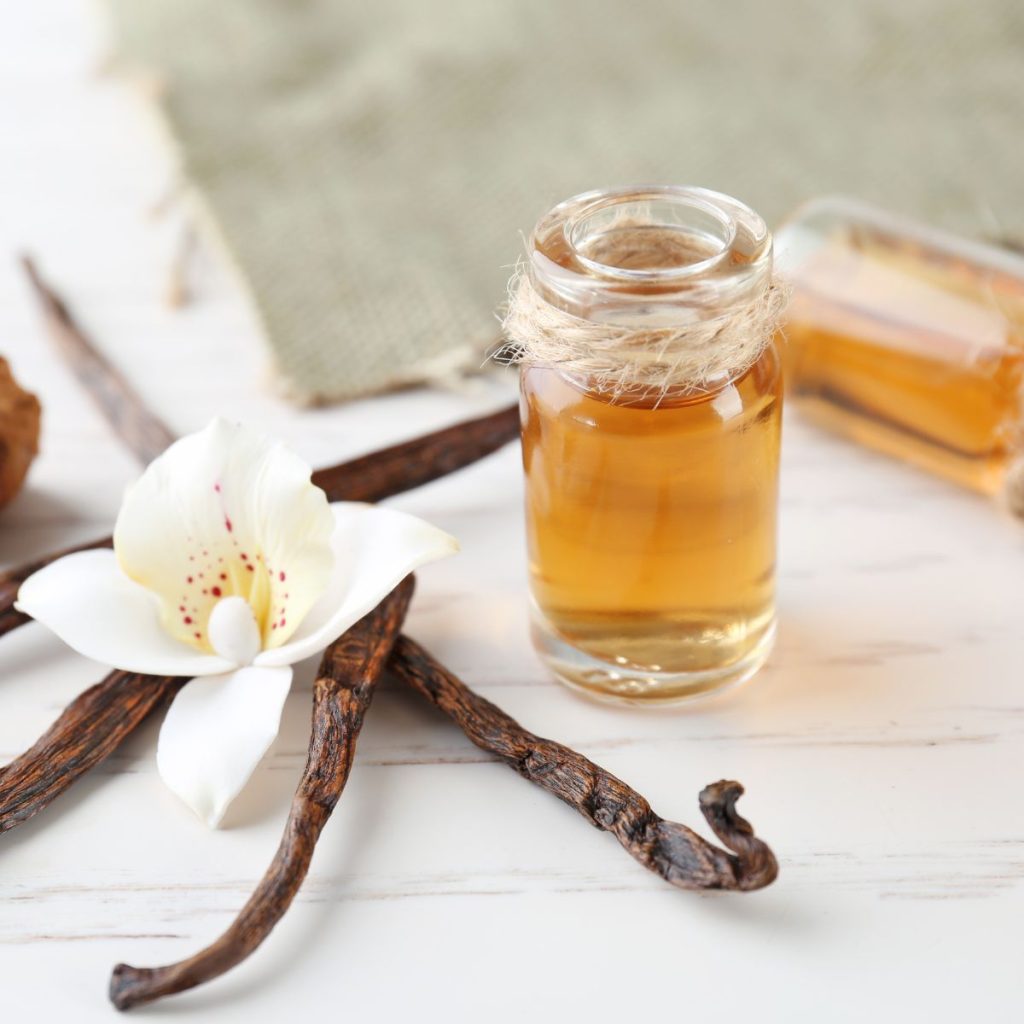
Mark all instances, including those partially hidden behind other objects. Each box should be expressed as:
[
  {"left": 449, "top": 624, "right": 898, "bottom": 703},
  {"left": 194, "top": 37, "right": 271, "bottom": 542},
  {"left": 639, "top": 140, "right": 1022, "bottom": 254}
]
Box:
[
  {"left": 0, "top": 406, "right": 517, "bottom": 830},
  {"left": 3, "top": 260, "right": 779, "bottom": 1013},
  {"left": 0, "top": 356, "right": 41, "bottom": 509},
  {"left": 108, "top": 578, "right": 413, "bottom": 1011},
  {"left": 391, "top": 635, "right": 778, "bottom": 891},
  {"left": 21, "top": 257, "right": 175, "bottom": 465},
  {"left": 309, "top": 402, "right": 518, "bottom": 504},
  {"left": 0, "top": 672, "right": 184, "bottom": 832},
  {"left": 107, "top": 622, "right": 777, "bottom": 1012},
  {"left": 0, "top": 403, "right": 518, "bottom": 639}
]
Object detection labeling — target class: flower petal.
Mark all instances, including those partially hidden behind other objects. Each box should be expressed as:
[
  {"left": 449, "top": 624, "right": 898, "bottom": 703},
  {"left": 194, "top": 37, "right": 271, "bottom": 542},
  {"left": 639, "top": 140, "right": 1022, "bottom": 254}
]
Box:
[
  {"left": 114, "top": 419, "right": 335, "bottom": 653},
  {"left": 255, "top": 504, "right": 458, "bottom": 668},
  {"left": 156, "top": 665, "right": 293, "bottom": 827},
  {"left": 15, "top": 550, "right": 234, "bottom": 676}
]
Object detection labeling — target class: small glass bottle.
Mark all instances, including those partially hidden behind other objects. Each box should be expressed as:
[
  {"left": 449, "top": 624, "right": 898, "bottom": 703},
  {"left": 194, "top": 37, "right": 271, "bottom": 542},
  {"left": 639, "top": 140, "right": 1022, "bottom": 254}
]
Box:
[
  {"left": 507, "top": 186, "right": 782, "bottom": 705},
  {"left": 777, "top": 197, "right": 1024, "bottom": 501}
]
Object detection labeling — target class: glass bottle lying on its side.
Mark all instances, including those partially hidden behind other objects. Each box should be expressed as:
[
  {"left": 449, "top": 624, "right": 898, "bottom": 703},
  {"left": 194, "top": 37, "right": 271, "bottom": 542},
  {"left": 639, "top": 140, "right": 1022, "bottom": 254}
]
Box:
[{"left": 777, "top": 197, "right": 1024, "bottom": 503}]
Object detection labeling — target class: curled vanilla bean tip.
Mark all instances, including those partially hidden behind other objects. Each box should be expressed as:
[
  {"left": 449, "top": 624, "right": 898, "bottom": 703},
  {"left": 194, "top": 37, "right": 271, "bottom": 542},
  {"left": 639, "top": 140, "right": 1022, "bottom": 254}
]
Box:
[
  {"left": 389, "top": 635, "right": 779, "bottom": 893},
  {"left": 699, "top": 780, "right": 779, "bottom": 890},
  {"left": 107, "top": 579, "right": 414, "bottom": 1012}
]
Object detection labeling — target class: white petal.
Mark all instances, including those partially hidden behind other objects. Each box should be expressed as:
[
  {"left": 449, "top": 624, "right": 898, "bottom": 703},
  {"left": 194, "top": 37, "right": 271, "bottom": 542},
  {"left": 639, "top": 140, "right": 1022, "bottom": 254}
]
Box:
[
  {"left": 255, "top": 504, "right": 458, "bottom": 668},
  {"left": 156, "top": 665, "right": 293, "bottom": 827},
  {"left": 15, "top": 550, "right": 233, "bottom": 676},
  {"left": 113, "top": 418, "right": 335, "bottom": 655}
]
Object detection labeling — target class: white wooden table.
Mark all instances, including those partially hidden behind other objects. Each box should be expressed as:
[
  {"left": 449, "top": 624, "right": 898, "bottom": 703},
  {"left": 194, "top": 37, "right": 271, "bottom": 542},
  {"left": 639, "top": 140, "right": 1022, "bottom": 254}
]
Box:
[{"left": 2, "top": 5, "right": 1022, "bottom": 1021}]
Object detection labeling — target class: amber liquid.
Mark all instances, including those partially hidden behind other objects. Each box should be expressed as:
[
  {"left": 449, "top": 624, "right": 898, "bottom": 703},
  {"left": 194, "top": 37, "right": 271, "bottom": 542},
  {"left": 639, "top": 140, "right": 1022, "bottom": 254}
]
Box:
[
  {"left": 521, "top": 346, "right": 782, "bottom": 702},
  {"left": 785, "top": 233, "right": 1024, "bottom": 494}
]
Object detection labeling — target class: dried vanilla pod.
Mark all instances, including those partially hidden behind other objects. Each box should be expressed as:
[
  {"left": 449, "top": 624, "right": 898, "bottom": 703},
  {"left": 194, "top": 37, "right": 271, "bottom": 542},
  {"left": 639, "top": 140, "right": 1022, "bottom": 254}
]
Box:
[
  {"left": 391, "top": 635, "right": 778, "bottom": 891},
  {"left": 22, "top": 257, "right": 175, "bottom": 465},
  {"left": 0, "top": 672, "right": 184, "bottom": 831},
  {"left": 0, "top": 403, "right": 517, "bottom": 639},
  {"left": 108, "top": 578, "right": 413, "bottom": 1011},
  {"left": 0, "top": 406, "right": 517, "bottom": 834}
]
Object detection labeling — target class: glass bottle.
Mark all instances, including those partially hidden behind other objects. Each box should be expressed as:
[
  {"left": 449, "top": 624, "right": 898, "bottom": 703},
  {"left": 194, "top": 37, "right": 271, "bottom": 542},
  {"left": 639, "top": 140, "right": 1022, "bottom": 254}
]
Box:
[
  {"left": 512, "top": 186, "right": 782, "bottom": 705},
  {"left": 777, "top": 197, "right": 1024, "bottom": 498}
]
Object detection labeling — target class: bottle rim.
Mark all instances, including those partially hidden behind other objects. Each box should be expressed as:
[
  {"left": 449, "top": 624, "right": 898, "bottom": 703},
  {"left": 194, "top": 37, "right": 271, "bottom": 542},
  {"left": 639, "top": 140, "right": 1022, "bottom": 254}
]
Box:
[{"left": 528, "top": 185, "right": 773, "bottom": 322}]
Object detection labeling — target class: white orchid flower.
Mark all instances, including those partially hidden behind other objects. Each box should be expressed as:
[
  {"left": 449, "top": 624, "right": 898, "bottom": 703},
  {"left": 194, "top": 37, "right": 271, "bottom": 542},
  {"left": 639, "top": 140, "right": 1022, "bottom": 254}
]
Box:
[{"left": 16, "top": 419, "right": 457, "bottom": 828}]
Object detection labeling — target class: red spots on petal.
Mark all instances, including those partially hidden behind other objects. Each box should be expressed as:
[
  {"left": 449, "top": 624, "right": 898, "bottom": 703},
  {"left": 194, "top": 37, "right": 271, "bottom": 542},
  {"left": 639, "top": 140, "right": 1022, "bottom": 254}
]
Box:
[
  {"left": 211, "top": 586, "right": 222, "bottom": 597},
  {"left": 240, "top": 553, "right": 248, "bottom": 561},
  {"left": 194, "top": 631, "right": 202, "bottom": 639},
  {"left": 219, "top": 572, "right": 227, "bottom": 581},
  {"left": 279, "top": 571, "right": 286, "bottom": 582},
  {"left": 202, "top": 589, "right": 208, "bottom": 595},
  {"left": 184, "top": 616, "right": 193, "bottom": 625},
  {"left": 225, "top": 516, "right": 233, "bottom": 533},
  {"left": 214, "top": 483, "right": 221, "bottom": 493},
  {"left": 178, "top": 605, "right": 185, "bottom": 612},
  {"left": 279, "top": 617, "right": 286, "bottom": 628},
  {"left": 186, "top": 576, "right": 194, "bottom": 584},
  {"left": 271, "top": 622, "right": 278, "bottom": 630},
  {"left": 246, "top": 564, "right": 254, "bottom": 573}
]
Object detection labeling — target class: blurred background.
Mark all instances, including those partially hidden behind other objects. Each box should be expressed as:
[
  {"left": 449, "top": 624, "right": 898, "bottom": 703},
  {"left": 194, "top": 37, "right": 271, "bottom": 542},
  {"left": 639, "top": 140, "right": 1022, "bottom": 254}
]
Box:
[{"left": 2, "top": 0, "right": 1020, "bottom": 413}]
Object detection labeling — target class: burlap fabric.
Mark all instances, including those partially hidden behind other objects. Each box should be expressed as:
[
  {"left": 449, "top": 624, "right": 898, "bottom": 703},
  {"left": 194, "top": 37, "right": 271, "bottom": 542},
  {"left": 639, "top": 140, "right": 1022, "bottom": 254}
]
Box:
[{"left": 109, "top": 0, "right": 1024, "bottom": 403}]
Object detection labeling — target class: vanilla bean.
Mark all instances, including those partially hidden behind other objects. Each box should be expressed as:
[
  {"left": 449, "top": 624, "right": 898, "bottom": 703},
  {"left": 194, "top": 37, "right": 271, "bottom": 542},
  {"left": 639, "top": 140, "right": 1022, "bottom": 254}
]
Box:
[
  {"left": 109, "top": 578, "right": 413, "bottom": 1012},
  {"left": 0, "top": 407, "right": 516, "bottom": 833},
  {"left": 309, "top": 403, "right": 519, "bottom": 503},
  {"left": 21, "top": 256, "right": 178, "bottom": 465},
  {"left": 390, "top": 636, "right": 778, "bottom": 891},
  {"left": 0, "top": 403, "right": 518, "bottom": 637},
  {"left": 0, "top": 671, "right": 184, "bottom": 832}
]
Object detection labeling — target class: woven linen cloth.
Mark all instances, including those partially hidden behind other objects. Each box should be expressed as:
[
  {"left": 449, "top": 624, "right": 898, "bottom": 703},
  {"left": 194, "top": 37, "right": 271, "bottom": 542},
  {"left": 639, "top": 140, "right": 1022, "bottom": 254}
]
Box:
[{"left": 109, "top": 0, "right": 1024, "bottom": 404}]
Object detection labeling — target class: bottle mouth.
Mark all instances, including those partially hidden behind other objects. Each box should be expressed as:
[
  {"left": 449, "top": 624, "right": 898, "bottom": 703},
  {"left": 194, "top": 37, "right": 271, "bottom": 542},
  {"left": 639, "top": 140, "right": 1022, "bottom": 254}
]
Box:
[
  {"left": 528, "top": 185, "right": 772, "bottom": 321},
  {"left": 565, "top": 189, "right": 737, "bottom": 281}
]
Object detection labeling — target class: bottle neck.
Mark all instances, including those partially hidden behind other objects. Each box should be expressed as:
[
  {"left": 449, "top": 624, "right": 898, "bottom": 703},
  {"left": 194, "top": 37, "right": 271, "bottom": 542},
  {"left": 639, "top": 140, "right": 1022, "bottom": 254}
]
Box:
[{"left": 527, "top": 186, "right": 773, "bottom": 329}]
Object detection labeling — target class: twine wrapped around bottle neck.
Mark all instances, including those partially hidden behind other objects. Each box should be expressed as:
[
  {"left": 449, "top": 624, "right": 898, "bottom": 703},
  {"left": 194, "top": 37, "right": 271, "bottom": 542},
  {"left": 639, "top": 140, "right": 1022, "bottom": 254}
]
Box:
[{"left": 501, "top": 271, "right": 788, "bottom": 400}]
